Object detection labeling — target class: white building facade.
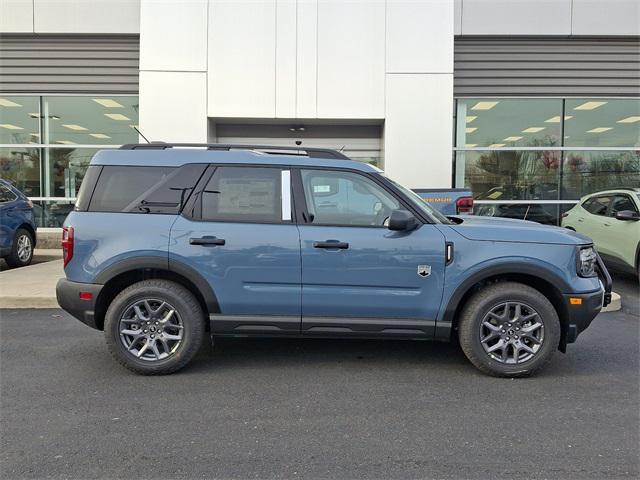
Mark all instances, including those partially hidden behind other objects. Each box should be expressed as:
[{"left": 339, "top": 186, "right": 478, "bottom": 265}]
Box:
[{"left": 1, "top": 0, "right": 638, "bottom": 227}]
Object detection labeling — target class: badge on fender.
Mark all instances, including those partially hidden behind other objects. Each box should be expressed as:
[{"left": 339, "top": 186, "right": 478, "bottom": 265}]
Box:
[{"left": 417, "top": 265, "right": 431, "bottom": 277}]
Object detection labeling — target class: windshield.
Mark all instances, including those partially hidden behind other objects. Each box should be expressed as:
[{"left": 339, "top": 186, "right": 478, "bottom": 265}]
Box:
[{"left": 381, "top": 175, "right": 453, "bottom": 225}]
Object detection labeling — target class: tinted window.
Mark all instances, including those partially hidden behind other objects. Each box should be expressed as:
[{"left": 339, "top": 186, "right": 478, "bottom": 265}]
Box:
[
  {"left": 74, "top": 166, "right": 102, "bottom": 211},
  {"left": 201, "top": 167, "right": 283, "bottom": 223},
  {"left": 0, "top": 184, "right": 17, "bottom": 203},
  {"left": 89, "top": 166, "right": 172, "bottom": 212},
  {"left": 582, "top": 196, "right": 612, "bottom": 216},
  {"left": 88, "top": 165, "right": 205, "bottom": 214},
  {"left": 610, "top": 195, "right": 638, "bottom": 215},
  {"left": 301, "top": 169, "right": 400, "bottom": 227}
]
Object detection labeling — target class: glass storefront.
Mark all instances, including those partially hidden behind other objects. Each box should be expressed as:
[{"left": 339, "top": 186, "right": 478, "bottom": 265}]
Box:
[
  {"left": 0, "top": 95, "right": 138, "bottom": 226},
  {"left": 454, "top": 97, "right": 640, "bottom": 224}
]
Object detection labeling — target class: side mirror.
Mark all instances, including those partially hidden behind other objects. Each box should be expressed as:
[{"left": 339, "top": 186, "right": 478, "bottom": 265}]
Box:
[
  {"left": 388, "top": 209, "right": 419, "bottom": 231},
  {"left": 615, "top": 210, "right": 640, "bottom": 221}
]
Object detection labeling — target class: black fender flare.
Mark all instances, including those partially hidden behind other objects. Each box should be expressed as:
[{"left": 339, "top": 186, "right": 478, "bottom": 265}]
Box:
[
  {"left": 95, "top": 256, "right": 219, "bottom": 313},
  {"left": 440, "top": 261, "right": 571, "bottom": 329}
]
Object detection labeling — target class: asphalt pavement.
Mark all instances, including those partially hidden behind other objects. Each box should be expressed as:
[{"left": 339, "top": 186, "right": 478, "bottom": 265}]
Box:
[{"left": 0, "top": 275, "right": 638, "bottom": 480}]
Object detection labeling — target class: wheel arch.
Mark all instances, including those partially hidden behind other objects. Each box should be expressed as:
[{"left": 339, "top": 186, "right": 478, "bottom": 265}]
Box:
[
  {"left": 93, "top": 257, "right": 219, "bottom": 330},
  {"left": 442, "top": 264, "right": 571, "bottom": 352}
]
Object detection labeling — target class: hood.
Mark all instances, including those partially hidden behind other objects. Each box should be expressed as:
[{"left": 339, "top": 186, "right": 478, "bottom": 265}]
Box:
[{"left": 448, "top": 215, "right": 592, "bottom": 245}]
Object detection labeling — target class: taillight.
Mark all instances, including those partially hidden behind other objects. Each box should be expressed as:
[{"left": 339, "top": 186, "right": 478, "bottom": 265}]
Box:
[
  {"left": 62, "top": 226, "right": 74, "bottom": 267},
  {"left": 456, "top": 196, "right": 474, "bottom": 214}
]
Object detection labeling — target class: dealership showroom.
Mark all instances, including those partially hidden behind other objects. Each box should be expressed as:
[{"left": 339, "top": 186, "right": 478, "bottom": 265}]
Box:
[{"left": 0, "top": 0, "right": 638, "bottom": 230}]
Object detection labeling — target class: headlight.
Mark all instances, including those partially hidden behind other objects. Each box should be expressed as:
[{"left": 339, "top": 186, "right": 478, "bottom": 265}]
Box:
[{"left": 577, "top": 246, "right": 598, "bottom": 277}]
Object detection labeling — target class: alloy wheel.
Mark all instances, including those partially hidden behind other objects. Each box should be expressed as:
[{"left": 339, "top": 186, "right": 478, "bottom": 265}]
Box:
[
  {"left": 16, "top": 234, "right": 32, "bottom": 263},
  {"left": 479, "top": 301, "right": 544, "bottom": 364},
  {"left": 118, "top": 299, "right": 184, "bottom": 361}
]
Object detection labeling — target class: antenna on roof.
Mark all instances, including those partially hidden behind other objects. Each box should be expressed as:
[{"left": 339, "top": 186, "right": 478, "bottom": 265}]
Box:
[{"left": 132, "top": 126, "right": 151, "bottom": 144}]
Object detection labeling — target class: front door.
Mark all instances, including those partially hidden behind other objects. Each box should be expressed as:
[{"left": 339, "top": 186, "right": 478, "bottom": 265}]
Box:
[
  {"left": 295, "top": 168, "right": 446, "bottom": 337},
  {"left": 169, "top": 165, "right": 301, "bottom": 334}
]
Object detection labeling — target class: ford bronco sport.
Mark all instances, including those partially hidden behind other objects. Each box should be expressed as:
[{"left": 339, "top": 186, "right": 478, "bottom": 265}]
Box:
[{"left": 56, "top": 144, "right": 612, "bottom": 377}]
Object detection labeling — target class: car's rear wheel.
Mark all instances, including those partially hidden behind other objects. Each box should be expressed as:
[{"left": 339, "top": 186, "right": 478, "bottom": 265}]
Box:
[
  {"left": 104, "top": 279, "right": 205, "bottom": 375},
  {"left": 5, "top": 228, "right": 34, "bottom": 268},
  {"left": 458, "top": 282, "right": 560, "bottom": 377}
]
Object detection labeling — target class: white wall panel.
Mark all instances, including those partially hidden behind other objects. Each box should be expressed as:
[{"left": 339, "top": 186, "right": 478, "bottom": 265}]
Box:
[
  {"left": 140, "top": 71, "right": 207, "bottom": 142},
  {"left": 384, "top": 74, "right": 453, "bottom": 188},
  {"left": 460, "top": 0, "right": 571, "bottom": 35},
  {"left": 0, "top": 0, "right": 33, "bottom": 32},
  {"left": 316, "top": 0, "right": 385, "bottom": 118},
  {"left": 454, "top": 0, "right": 462, "bottom": 35},
  {"left": 140, "top": 0, "right": 207, "bottom": 71},
  {"left": 208, "top": 0, "right": 276, "bottom": 118},
  {"left": 33, "top": 0, "right": 140, "bottom": 33},
  {"left": 296, "top": 0, "right": 318, "bottom": 117},
  {"left": 275, "top": 0, "right": 296, "bottom": 117},
  {"left": 572, "top": 0, "right": 640, "bottom": 36},
  {"left": 386, "top": 0, "right": 453, "bottom": 73}
]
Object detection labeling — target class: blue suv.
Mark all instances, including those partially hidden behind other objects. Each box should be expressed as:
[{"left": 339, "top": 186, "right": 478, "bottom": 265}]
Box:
[
  {"left": 56, "top": 144, "right": 612, "bottom": 377},
  {"left": 0, "top": 178, "right": 37, "bottom": 268}
]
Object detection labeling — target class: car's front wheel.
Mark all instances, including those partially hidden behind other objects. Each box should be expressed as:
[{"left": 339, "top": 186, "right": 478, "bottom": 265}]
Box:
[
  {"left": 458, "top": 282, "right": 560, "bottom": 377},
  {"left": 104, "top": 279, "right": 205, "bottom": 375},
  {"left": 5, "top": 228, "right": 34, "bottom": 268}
]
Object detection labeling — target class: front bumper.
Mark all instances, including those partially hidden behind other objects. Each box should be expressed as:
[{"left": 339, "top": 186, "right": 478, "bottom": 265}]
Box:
[
  {"left": 564, "top": 253, "right": 613, "bottom": 343},
  {"left": 56, "top": 278, "right": 103, "bottom": 330}
]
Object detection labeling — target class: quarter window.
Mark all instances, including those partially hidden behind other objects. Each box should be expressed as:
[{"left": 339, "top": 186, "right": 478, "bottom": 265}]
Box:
[
  {"left": 201, "top": 167, "right": 286, "bottom": 223},
  {"left": 300, "top": 169, "right": 400, "bottom": 227},
  {"left": 0, "top": 184, "right": 17, "bottom": 203}
]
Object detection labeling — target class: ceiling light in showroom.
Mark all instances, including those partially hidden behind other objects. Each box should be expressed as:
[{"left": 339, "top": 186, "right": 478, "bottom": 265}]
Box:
[{"left": 93, "top": 98, "right": 124, "bottom": 108}]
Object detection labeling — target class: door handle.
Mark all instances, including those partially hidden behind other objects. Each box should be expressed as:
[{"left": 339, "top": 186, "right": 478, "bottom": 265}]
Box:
[
  {"left": 313, "top": 240, "right": 349, "bottom": 249},
  {"left": 190, "top": 236, "right": 225, "bottom": 246},
  {"left": 603, "top": 223, "right": 611, "bottom": 227}
]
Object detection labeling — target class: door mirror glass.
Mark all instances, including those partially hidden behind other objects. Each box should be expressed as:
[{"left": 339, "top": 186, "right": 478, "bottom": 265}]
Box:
[
  {"left": 615, "top": 210, "right": 640, "bottom": 221},
  {"left": 388, "top": 209, "right": 419, "bottom": 231}
]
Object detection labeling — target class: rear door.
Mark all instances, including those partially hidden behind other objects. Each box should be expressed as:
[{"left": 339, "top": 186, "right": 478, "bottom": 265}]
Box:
[
  {"left": 580, "top": 195, "right": 613, "bottom": 251},
  {"left": 294, "top": 168, "right": 446, "bottom": 337},
  {"left": 169, "top": 165, "right": 302, "bottom": 334}
]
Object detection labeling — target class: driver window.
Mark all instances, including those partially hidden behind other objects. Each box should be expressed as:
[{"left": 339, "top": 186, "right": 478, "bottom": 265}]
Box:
[{"left": 300, "top": 169, "right": 400, "bottom": 227}]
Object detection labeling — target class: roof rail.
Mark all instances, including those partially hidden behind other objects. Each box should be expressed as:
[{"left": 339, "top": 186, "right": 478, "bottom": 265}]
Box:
[{"left": 119, "top": 143, "right": 351, "bottom": 160}]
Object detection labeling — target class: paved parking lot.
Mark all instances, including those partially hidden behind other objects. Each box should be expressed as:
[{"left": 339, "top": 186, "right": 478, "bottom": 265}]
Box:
[{"left": 1, "top": 274, "right": 638, "bottom": 479}]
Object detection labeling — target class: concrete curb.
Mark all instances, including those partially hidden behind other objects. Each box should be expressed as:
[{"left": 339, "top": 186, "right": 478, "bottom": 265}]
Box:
[{"left": 602, "top": 292, "right": 622, "bottom": 313}]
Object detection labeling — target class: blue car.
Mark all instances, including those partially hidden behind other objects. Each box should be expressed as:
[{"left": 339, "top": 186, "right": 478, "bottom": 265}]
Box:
[
  {"left": 56, "top": 144, "right": 612, "bottom": 377},
  {"left": 0, "top": 179, "right": 37, "bottom": 268}
]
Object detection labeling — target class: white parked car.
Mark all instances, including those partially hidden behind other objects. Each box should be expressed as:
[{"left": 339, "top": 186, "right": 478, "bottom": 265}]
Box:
[{"left": 562, "top": 188, "right": 640, "bottom": 278}]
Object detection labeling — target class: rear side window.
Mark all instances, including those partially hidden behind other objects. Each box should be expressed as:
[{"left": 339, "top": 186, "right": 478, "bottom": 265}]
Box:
[
  {"left": 74, "top": 166, "right": 102, "bottom": 211},
  {"left": 201, "top": 167, "right": 284, "bottom": 223},
  {"left": 582, "top": 196, "right": 612, "bottom": 216},
  {"left": 0, "top": 184, "right": 17, "bottom": 203},
  {"left": 88, "top": 164, "right": 206, "bottom": 214}
]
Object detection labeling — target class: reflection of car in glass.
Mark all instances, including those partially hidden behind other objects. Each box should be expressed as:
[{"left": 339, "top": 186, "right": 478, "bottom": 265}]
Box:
[
  {"left": 0, "top": 179, "right": 37, "bottom": 268},
  {"left": 413, "top": 189, "right": 474, "bottom": 216},
  {"left": 562, "top": 188, "right": 640, "bottom": 278},
  {"left": 57, "top": 144, "right": 612, "bottom": 378},
  {"left": 474, "top": 187, "right": 557, "bottom": 225}
]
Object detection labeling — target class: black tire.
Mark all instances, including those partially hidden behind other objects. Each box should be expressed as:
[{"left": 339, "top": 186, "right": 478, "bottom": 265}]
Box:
[
  {"left": 104, "top": 279, "right": 205, "bottom": 375},
  {"left": 458, "top": 282, "right": 560, "bottom": 378},
  {"left": 5, "top": 228, "right": 34, "bottom": 268}
]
